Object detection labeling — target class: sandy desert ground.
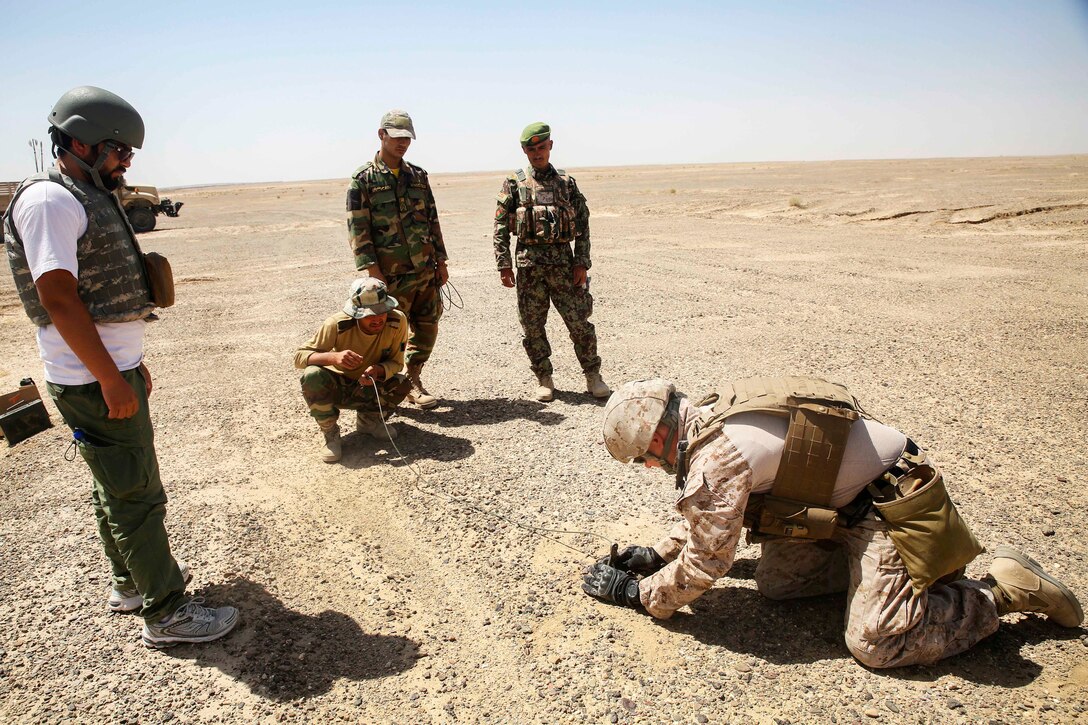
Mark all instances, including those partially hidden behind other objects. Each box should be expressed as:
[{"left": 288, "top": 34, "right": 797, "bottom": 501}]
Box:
[{"left": 1, "top": 155, "right": 1086, "bottom": 724}]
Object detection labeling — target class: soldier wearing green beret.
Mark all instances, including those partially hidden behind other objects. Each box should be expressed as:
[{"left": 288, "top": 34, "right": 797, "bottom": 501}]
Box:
[
  {"left": 347, "top": 109, "right": 449, "bottom": 410},
  {"left": 494, "top": 122, "right": 610, "bottom": 401}
]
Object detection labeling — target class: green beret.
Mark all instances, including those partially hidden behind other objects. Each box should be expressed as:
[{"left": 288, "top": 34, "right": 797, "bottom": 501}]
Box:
[{"left": 520, "top": 122, "right": 551, "bottom": 146}]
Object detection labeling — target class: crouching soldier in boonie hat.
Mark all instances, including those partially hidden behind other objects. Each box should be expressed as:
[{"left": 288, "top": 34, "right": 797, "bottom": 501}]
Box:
[
  {"left": 583, "top": 376, "right": 1083, "bottom": 668},
  {"left": 294, "top": 278, "right": 412, "bottom": 463}
]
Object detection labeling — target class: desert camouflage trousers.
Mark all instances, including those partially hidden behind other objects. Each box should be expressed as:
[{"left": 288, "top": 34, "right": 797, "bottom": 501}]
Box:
[
  {"left": 515, "top": 264, "right": 600, "bottom": 378},
  {"left": 755, "top": 513, "right": 1000, "bottom": 668},
  {"left": 386, "top": 269, "right": 442, "bottom": 367},
  {"left": 300, "top": 366, "right": 411, "bottom": 424}
]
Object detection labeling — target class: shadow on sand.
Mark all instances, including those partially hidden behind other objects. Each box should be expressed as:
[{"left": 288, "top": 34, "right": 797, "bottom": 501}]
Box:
[
  {"left": 337, "top": 422, "right": 476, "bottom": 467},
  {"left": 659, "top": 565, "right": 1068, "bottom": 687},
  {"left": 395, "top": 396, "right": 566, "bottom": 427},
  {"left": 160, "top": 577, "right": 419, "bottom": 701}
]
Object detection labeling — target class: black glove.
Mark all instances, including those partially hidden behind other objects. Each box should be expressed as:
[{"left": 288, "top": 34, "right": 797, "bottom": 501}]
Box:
[
  {"left": 581, "top": 563, "right": 644, "bottom": 610},
  {"left": 613, "top": 545, "right": 667, "bottom": 576}
]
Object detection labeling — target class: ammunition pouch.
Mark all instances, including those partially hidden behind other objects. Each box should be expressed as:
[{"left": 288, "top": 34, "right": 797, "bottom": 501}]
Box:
[
  {"left": 745, "top": 495, "right": 840, "bottom": 540},
  {"left": 142, "top": 252, "right": 175, "bottom": 308},
  {"left": 871, "top": 463, "right": 983, "bottom": 593}
]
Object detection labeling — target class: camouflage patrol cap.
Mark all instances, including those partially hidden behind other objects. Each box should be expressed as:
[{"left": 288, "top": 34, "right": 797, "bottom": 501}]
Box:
[
  {"left": 520, "top": 122, "right": 551, "bottom": 146},
  {"left": 345, "top": 277, "right": 399, "bottom": 319},
  {"left": 380, "top": 109, "right": 416, "bottom": 139},
  {"left": 601, "top": 379, "right": 677, "bottom": 462}
]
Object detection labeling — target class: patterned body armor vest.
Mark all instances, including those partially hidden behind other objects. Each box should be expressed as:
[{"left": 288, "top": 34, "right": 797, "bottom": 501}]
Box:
[
  {"left": 684, "top": 376, "right": 864, "bottom": 540},
  {"left": 511, "top": 167, "right": 576, "bottom": 245},
  {"left": 4, "top": 169, "right": 154, "bottom": 327}
]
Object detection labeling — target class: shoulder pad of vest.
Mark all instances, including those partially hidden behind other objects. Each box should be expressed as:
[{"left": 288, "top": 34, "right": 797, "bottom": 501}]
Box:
[
  {"left": 335, "top": 315, "right": 357, "bottom": 333},
  {"left": 406, "top": 161, "right": 428, "bottom": 176},
  {"left": 554, "top": 168, "right": 567, "bottom": 177}
]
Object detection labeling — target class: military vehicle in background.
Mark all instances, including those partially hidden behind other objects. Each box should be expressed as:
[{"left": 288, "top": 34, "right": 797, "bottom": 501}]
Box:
[
  {"left": 0, "top": 178, "right": 183, "bottom": 234},
  {"left": 115, "top": 179, "right": 183, "bottom": 233}
]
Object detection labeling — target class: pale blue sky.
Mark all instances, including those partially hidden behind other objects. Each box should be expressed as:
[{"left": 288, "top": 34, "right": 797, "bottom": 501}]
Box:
[{"left": 2, "top": 0, "right": 1086, "bottom": 187}]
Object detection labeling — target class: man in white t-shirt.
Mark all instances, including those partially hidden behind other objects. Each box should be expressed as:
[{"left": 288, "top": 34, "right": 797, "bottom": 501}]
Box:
[
  {"left": 581, "top": 377, "right": 1082, "bottom": 669},
  {"left": 3, "top": 86, "right": 238, "bottom": 649}
]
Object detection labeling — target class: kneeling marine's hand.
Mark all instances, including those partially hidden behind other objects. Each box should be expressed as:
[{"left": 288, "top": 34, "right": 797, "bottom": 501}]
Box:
[
  {"left": 582, "top": 562, "right": 644, "bottom": 610},
  {"left": 602, "top": 545, "right": 667, "bottom": 577}
]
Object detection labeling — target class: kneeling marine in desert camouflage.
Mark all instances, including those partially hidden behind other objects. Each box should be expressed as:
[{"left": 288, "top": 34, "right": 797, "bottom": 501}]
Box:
[
  {"left": 295, "top": 278, "right": 412, "bottom": 463},
  {"left": 583, "top": 376, "right": 1083, "bottom": 668},
  {"left": 494, "top": 122, "right": 609, "bottom": 402}
]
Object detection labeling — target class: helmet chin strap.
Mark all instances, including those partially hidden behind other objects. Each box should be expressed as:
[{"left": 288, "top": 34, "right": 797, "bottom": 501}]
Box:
[{"left": 50, "top": 130, "right": 113, "bottom": 191}]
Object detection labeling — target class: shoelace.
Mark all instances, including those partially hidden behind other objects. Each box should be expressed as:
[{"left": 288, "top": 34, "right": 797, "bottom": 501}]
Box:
[{"left": 173, "top": 597, "right": 215, "bottom": 623}]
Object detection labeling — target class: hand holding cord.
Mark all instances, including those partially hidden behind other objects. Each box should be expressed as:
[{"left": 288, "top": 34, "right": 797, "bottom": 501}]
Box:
[
  {"left": 599, "top": 545, "right": 667, "bottom": 577},
  {"left": 581, "top": 563, "right": 644, "bottom": 611}
]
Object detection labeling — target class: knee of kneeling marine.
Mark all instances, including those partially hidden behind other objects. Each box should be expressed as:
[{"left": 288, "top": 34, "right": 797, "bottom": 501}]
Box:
[
  {"left": 846, "top": 641, "right": 895, "bottom": 669},
  {"left": 755, "top": 575, "right": 795, "bottom": 601},
  {"left": 843, "top": 630, "right": 919, "bottom": 670}
]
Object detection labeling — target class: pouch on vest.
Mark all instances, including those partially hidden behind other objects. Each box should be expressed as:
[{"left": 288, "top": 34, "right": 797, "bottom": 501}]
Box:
[
  {"left": 0, "top": 378, "right": 52, "bottom": 446},
  {"left": 871, "top": 464, "right": 984, "bottom": 593},
  {"left": 143, "top": 252, "right": 175, "bottom": 308},
  {"left": 514, "top": 207, "right": 531, "bottom": 240},
  {"left": 750, "top": 495, "right": 840, "bottom": 540}
]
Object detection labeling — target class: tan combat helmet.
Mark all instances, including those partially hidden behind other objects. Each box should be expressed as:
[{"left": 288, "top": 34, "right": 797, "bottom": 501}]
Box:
[{"left": 601, "top": 379, "right": 676, "bottom": 462}]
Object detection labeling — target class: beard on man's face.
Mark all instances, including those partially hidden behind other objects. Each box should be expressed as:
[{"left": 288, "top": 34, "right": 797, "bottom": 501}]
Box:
[{"left": 100, "top": 169, "right": 124, "bottom": 191}]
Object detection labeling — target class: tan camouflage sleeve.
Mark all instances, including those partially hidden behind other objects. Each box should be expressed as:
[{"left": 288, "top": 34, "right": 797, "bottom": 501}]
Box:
[
  {"left": 294, "top": 316, "right": 340, "bottom": 369},
  {"left": 493, "top": 177, "right": 516, "bottom": 270},
  {"left": 639, "top": 433, "right": 754, "bottom": 619},
  {"left": 381, "top": 313, "right": 409, "bottom": 380},
  {"left": 570, "top": 176, "right": 591, "bottom": 269},
  {"left": 424, "top": 177, "right": 448, "bottom": 263},
  {"left": 346, "top": 175, "right": 377, "bottom": 271},
  {"left": 653, "top": 519, "right": 690, "bottom": 562}
]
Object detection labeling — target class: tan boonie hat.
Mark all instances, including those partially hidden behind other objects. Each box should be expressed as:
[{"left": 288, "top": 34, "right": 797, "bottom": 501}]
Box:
[
  {"left": 380, "top": 109, "right": 416, "bottom": 139},
  {"left": 345, "top": 277, "right": 399, "bottom": 319}
]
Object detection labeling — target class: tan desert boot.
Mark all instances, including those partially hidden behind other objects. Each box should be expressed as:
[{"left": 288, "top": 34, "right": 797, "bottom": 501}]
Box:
[
  {"left": 535, "top": 375, "right": 555, "bottom": 402},
  {"left": 985, "top": 545, "right": 1083, "bottom": 627},
  {"left": 406, "top": 364, "right": 438, "bottom": 409},
  {"left": 319, "top": 422, "right": 342, "bottom": 463},
  {"left": 585, "top": 371, "right": 611, "bottom": 399},
  {"left": 357, "top": 411, "right": 398, "bottom": 441}
]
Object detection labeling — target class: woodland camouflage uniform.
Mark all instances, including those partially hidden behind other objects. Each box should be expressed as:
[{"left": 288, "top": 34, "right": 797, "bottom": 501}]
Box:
[
  {"left": 347, "top": 154, "right": 448, "bottom": 368},
  {"left": 493, "top": 164, "right": 600, "bottom": 378}
]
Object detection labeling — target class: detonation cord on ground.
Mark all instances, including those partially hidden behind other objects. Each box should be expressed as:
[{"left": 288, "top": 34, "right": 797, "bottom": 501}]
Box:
[{"left": 370, "top": 379, "right": 612, "bottom": 561}]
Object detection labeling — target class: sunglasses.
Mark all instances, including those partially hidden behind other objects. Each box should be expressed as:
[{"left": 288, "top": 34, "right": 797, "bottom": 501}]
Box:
[{"left": 103, "top": 140, "right": 135, "bottom": 162}]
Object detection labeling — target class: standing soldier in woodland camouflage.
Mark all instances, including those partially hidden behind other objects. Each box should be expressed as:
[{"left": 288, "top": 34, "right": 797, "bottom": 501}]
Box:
[
  {"left": 584, "top": 377, "right": 1083, "bottom": 668},
  {"left": 494, "top": 122, "right": 610, "bottom": 402},
  {"left": 347, "top": 109, "right": 449, "bottom": 410}
]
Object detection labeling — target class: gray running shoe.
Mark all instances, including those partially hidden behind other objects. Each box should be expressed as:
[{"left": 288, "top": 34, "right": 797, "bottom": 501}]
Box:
[
  {"left": 108, "top": 560, "right": 192, "bottom": 613},
  {"left": 141, "top": 597, "right": 240, "bottom": 649}
]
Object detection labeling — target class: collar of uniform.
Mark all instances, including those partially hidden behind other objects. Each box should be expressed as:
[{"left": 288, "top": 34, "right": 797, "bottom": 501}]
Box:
[
  {"left": 530, "top": 163, "right": 557, "bottom": 181},
  {"left": 372, "top": 152, "right": 413, "bottom": 180}
]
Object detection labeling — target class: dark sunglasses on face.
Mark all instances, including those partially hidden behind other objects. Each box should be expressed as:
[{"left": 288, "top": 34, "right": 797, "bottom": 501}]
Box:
[{"left": 103, "top": 140, "right": 135, "bottom": 162}]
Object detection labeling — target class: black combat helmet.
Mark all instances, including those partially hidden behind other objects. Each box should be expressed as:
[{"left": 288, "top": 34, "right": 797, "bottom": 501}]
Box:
[{"left": 48, "top": 85, "right": 144, "bottom": 148}]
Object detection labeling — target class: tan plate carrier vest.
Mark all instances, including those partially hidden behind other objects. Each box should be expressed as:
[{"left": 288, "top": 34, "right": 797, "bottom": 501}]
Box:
[{"left": 683, "top": 376, "right": 863, "bottom": 540}]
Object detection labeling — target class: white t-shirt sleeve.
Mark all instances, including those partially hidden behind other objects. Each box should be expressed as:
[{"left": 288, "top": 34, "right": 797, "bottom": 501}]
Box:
[{"left": 12, "top": 181, "right": 88, "bottom": 281}]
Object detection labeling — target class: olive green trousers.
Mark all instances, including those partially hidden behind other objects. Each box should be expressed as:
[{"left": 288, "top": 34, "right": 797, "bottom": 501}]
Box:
[{"left": 48, "top": 367, "right": 186, "bottom": 623}]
